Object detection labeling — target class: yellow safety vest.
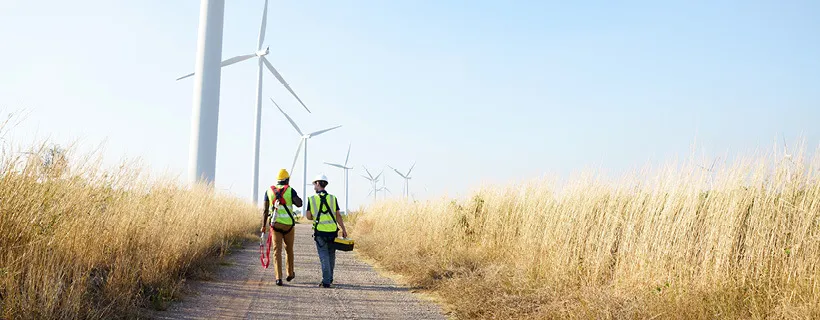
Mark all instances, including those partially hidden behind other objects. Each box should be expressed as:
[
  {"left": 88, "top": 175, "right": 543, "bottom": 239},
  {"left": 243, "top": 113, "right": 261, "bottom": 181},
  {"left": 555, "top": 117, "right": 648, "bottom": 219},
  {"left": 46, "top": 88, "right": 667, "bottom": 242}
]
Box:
[
  {"left": 267, "top": 185, "right": 295, "bottom": 226},
  {"left": 309, "top": 193, "right": 338, "bottom": 233}
]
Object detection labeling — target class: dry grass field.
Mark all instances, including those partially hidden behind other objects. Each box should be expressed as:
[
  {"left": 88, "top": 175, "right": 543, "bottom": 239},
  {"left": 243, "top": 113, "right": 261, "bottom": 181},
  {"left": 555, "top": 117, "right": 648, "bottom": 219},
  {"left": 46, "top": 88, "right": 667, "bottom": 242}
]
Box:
[
  {"left": 352, "top": 145, "right": 820, "bottom": 319},
  {"left": 0, "top": 140, "right": 258, "bottom": 318}
]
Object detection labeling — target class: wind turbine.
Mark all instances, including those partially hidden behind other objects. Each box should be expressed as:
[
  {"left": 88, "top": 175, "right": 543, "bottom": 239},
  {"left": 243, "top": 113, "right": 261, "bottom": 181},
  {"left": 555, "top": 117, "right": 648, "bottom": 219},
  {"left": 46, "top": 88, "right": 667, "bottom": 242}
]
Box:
[
  {"left": 377, "top": 185, "right": 391, "bottom": 199},
  {"left": 781, "top": 136, "right": 794, "bottom": 183},
  {"left": 388, "top": 162, "right": 415, "bottom": 198},
  {"left": 376, "top": 168, "right": 386, "bottom": 199},
  {"left": 272, "top": 98, "right": 341, "bottom": 209},
  {"left": 177, "top": 0, "right": 311, "bottom": 204},
  {"left": 324, "top": 144, "right": 353, "bottom": 215},
  {"left": 361, "top": 166, "right": 382, "bottom": 202},
  {"left": 698, "top": 157, "right": 719, "bottom": 190}
]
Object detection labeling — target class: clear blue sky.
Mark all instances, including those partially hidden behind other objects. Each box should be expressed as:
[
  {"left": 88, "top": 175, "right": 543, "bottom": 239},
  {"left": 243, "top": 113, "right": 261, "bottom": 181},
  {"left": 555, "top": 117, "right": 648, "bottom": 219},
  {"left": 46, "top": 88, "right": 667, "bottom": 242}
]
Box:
[{"left": 1, "top": 0, "right": 818, "bottom": 209}]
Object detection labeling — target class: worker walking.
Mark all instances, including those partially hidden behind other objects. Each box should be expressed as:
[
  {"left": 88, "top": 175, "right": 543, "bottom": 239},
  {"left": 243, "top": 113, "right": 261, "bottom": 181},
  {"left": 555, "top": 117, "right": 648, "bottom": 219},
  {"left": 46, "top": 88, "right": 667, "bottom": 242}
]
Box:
[
  {"left": 305, "top": 174, "right": 347, "bottom": 288},
  {"left": 261, "top": 169, "right": 303, "bottom": 286}
]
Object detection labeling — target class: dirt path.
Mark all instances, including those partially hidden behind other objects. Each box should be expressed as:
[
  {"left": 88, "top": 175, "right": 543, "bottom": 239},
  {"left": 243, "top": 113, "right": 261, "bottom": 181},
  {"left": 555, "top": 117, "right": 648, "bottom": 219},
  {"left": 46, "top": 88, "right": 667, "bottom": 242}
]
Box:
[{"left": 151, "top": 223, "right": 446, "bottom": 319}]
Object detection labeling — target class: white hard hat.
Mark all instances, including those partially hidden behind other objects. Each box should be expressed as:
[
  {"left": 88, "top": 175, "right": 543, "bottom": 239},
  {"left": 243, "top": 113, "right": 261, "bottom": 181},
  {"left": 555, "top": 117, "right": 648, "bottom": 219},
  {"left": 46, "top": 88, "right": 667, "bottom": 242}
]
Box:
[{"left": 313, "top": 174, "right": 329, "bottom": 184}]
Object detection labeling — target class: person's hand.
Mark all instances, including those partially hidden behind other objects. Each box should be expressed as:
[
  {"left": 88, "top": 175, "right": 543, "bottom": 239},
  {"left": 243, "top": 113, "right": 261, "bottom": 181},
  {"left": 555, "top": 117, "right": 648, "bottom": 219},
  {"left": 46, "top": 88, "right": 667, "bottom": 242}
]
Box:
[
  {"left": 342, "top": 229, "right": 348, "bottom": 238},
  {"left": 260, "top": 226, "right": 266, "bottom": 233}
]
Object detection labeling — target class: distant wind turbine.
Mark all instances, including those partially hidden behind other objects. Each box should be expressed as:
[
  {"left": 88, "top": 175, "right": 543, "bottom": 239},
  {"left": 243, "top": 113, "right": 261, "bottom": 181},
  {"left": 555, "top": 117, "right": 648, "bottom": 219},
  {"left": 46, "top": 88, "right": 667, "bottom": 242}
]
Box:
[
  {"left": 376, "top": 168, "right": 386, "bottom": 199},
  {"left": 272, "top": 98, "right": 340, "bottom": 209},
  {"left": 324, "top": 144, "right": 353, "bottom": 214},
  {"left": 361, "top": 166, "right": 382, "bottom": 202},
  {"left": 177, "top": 0, "right": 311, "bottom": 204},
  {"left": 388, "top": 162, "right": 415, "bottom": 198},
  {"left": 698, "top": 157, "right": 719, "bottom": 189},
  {"left": 781, "top": 136, "right": 794, "bottom": 183},
  {"left": 377, "top": 185, "right": 391, "bottom": 198}
]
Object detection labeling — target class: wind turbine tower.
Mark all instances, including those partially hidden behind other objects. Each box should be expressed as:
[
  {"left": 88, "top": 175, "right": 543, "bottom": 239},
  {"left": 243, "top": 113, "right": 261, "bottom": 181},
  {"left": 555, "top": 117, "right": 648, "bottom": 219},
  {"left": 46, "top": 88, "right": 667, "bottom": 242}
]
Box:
[
  {"left": 185, "top": 0, "right": 225, "bottom": 185},
  {"left": 324, "top": 144, "right": 353, "bottom": 214}
]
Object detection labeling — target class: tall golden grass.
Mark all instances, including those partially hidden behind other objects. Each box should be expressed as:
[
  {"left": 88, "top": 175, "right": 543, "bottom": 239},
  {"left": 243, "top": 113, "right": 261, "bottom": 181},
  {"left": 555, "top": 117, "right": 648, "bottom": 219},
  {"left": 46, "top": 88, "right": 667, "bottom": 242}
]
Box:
[
  {"left": 352, "top": 144, "right": 820, "bottom": 319},
  {"left": 0, "top": 138, "right": 258, "bottom": 318}
]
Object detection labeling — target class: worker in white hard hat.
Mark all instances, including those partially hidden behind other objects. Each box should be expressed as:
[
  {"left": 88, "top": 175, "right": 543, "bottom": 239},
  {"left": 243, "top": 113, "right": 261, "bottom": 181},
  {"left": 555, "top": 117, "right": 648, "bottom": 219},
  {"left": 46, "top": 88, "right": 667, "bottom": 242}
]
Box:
[{"left": 305, "top": 173, "right": 347, "bottom": 288}]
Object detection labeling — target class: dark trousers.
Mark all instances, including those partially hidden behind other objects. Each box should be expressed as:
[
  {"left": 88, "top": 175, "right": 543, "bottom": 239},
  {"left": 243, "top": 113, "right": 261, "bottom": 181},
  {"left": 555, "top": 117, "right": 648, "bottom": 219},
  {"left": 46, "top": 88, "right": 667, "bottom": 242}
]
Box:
[{"left": 314, "top": 235, "right": 336, "bottom": 285}]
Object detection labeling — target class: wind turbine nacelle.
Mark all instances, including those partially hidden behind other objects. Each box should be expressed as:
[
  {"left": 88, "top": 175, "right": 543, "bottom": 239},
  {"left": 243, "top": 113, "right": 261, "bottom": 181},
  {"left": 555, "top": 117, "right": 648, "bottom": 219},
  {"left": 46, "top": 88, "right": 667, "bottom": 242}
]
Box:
[{"left": 256, "top": 46, "right": 270, "bottom": 57}]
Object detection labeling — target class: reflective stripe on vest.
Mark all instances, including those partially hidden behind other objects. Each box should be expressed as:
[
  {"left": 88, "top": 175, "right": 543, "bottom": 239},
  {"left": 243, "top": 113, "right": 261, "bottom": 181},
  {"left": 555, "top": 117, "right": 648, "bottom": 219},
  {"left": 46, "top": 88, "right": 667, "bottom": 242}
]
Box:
[
  {"left": 267, "top": 186, "right": 294, "bottom": 225},
  {"left": 309, "top": 193, "right": 337, "bottom": 233}
]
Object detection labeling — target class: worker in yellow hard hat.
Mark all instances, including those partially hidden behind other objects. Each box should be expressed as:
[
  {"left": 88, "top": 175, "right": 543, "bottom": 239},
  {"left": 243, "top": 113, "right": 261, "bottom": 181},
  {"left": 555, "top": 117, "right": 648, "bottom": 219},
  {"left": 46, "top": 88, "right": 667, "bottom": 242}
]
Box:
[{"left": 261, "top": 168, "right": 303, "bottom": 286}]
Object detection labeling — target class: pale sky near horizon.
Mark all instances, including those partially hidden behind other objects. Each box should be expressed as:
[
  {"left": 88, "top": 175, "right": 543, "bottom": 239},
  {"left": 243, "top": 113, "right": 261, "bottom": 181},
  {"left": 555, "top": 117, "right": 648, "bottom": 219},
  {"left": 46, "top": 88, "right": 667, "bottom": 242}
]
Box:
[{"left": 1, "top": 1, "right": 818, "bottom": 209}]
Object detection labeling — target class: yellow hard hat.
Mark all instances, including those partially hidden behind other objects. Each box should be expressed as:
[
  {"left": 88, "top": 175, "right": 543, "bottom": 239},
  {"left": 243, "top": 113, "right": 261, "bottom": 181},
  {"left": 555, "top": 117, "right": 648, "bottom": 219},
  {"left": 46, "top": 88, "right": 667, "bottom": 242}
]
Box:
[{"left": 277, "top": 169, "right": 290, "bottom": 180}]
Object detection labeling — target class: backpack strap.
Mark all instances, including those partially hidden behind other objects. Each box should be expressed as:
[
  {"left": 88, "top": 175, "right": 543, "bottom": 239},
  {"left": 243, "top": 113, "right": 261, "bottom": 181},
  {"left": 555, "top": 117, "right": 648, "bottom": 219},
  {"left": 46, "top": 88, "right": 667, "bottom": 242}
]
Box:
[
  {"left": 313, "top": 194, "right": 337, "bottom": 226},
  {"left": 271, "top": 185, "right": 295, "bottom": 234},
  {"left": 321, "top": 194, "right": 337, "bottom": 225}
]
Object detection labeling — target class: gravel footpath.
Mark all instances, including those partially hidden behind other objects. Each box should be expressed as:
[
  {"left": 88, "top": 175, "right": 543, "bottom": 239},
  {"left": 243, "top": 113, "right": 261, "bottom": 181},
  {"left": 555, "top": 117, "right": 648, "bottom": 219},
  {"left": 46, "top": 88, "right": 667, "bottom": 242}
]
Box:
[{"left": 151, "top": 223, "right": 446, "bottom": 319}]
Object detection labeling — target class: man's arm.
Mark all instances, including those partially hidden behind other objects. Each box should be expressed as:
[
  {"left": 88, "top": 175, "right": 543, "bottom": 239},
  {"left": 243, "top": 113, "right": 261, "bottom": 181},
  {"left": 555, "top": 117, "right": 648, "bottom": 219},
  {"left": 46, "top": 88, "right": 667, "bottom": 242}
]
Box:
[
  {"left": 335, "top": 210, "right": 347, "bottom": 238},
  {"left": 261, "top": 198, "right": 270, "bottom": 233},
  {"left": 334, "top": 198, "right": 347, "bottom": 237},
  {"left": 291, "top": 189, "right": 303, "bottom": 207},
  {"left": 305, "top": 200, "right": 313, "bottom": 220}
]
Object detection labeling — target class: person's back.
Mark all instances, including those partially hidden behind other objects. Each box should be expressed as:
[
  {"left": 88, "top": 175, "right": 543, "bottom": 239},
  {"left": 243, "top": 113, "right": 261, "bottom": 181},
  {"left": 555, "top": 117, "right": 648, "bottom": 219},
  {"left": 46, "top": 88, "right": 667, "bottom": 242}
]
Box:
[
  {"left": 305, "top": 174, "right": 347, "bottom": 288},
  {"left": 261, "top": 169, "right": 302, "bottom": 286}
]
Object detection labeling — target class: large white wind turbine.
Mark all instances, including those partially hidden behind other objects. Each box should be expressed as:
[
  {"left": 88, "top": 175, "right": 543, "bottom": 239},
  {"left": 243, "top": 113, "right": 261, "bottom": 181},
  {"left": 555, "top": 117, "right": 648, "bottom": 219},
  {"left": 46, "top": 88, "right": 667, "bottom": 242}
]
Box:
[
  {"left": 324, "top": 144, "right": 353, "bottom": 215},
  {"left": 388, "top": 162, "right": 415, "bottom": 198},
  {"left": 177, "top": 0, "right": 311, "bottom": 204},
  {"left": 272, "top": 98, "right": 341, "bottom": 210}
]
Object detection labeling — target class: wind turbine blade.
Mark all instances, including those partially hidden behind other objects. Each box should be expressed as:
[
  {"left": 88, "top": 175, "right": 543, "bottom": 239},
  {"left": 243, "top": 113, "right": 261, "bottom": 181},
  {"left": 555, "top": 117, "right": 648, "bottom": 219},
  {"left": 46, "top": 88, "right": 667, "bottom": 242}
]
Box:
[
  {"left": 291, "top": 139, "right": 303, "bottom": 173},
  {"left": 221, "top": 54, "right": 256, "bottom": 68},
  {"left": 344, "top": 143, "right": 351, "bottom": 167},
  {"left": 367, "top": 189, "right": 374, "bottom": 196},
  {"left": 270, "top": 97, "right": 303, "bottom": 136},
  {"left": 406, "top": 161, "right": 416, "bottom": 176},
  {"left": 176, "top": 54, "right": 255, "bottom": 81},
  {"left": 363, "top": 166, "right": 373, "bottom": 179},
  {"left": 375, "top": 171, "right": 383, "bottom": 181},
  {"left": 388, "top": 166, "right": 407, "bottom": 179},
  {"left": 257, "top": 0, "right": 269, "bottom": 51},
  {"left": 175, "top": 72, "right": 196, "bottom": 81},
  {"left": 309, "top": 125, "right": 342, "bottom": 138},
  {"left": 324, "top": 162, "right": 346, "bottom": 169},
  {"left": 361, "top": 174, "right": 373, "bottom": 181},
  {"left": 709, "top": 158, "right": 718, "bottom": 171},
  {"left": 262, "top": 57, "right": 311, "bottom": 113}
]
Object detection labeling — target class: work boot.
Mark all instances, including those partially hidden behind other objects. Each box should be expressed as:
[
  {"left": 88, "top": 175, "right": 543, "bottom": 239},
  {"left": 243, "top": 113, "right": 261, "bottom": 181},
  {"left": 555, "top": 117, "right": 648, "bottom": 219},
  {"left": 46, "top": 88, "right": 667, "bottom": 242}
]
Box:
[
  {"left": 318, "top": 282, "right": 331, "bottom": 288},
  {"left": 276, "top": 280, "right": 283, "bottom": 286},
  {"left": 286, "top": 274, "right": 295, "bottom": 282}
]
